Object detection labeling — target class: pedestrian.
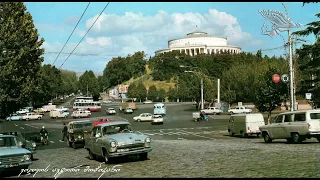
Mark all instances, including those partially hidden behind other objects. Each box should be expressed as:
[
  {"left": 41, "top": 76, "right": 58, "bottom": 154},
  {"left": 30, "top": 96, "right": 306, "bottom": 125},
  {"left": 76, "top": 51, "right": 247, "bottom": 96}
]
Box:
[{"left": 61, "top": 123, "right": 68, "bottom": 142}]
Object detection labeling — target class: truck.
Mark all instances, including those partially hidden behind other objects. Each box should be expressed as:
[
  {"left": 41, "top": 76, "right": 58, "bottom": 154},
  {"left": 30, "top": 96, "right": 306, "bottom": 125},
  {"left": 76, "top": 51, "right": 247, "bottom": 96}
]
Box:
[
  {"left": 21, "top": 113, "right": 43, "bottom": 121},
  {"left": 42, "top": 103, "right": 56, "bottom": 112},
  {"left": 119, "top": 102, "right": 137, "bottom": 111},
  {"left": 228, "top": 106, "right": 252, "bottom": 114},
  {"left": 228, "top": 113, "right": 265, "bottom": 137},
  {"left": 49, "top": 109, "right": 69, "bottom": 119}
]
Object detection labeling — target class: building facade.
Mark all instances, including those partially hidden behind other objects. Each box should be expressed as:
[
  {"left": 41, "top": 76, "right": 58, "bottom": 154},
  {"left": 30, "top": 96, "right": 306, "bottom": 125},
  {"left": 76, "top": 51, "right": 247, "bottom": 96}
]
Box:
[{"left": 155, "top": 30, "right": 241, "bottom": 56}]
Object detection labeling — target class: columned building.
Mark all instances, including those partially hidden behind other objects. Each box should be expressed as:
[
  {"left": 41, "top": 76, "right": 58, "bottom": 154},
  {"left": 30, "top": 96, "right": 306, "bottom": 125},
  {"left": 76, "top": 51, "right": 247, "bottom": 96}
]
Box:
[{"left": 155, "top": 30, "right": 241, "bottom": 56}]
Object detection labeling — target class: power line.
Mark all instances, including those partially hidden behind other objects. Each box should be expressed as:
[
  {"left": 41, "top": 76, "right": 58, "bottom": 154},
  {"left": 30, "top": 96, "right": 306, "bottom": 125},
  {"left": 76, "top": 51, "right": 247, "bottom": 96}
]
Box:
[
  {"left": 59, "top": 2, "right": 111, "bottom": 69},
  {"left": 52, "top": 2, "right": 91, "bottom": 66}
]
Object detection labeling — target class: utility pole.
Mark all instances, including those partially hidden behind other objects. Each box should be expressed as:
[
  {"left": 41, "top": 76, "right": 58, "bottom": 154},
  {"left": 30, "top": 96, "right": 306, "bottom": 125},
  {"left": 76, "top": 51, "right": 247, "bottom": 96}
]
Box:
[
  {"left": 201, "top": 78, "right": 204, "bottom": 110},
  {"left": 288, "top": 30, "right": 295, "bottom": 111},
  {"left": 217, "top": 79, "right": 220, "bottom": 104},
  {"left": 86, "top": 83, "right": 88, "bottom": 97}
]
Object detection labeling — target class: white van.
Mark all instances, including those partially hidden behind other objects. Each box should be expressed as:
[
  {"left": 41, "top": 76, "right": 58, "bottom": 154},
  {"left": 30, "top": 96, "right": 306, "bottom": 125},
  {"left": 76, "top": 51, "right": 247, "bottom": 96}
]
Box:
[
  {"left": 228, "top": 113, "right": 265, "bottom": 137},
  {"left": 50, "top": 109, "right": 69, "bottom": 119}
]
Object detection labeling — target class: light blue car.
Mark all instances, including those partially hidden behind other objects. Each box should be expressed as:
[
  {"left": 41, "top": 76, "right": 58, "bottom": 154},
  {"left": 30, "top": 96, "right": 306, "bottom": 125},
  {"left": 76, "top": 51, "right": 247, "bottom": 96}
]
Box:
[{"left": 6, "top": 114, "right": 21, "bottom": 121}]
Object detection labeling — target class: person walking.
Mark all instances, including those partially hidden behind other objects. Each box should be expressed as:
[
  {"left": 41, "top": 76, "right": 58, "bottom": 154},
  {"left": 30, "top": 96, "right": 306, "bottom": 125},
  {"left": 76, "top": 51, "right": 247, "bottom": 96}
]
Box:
[{"left": 61, "top": 123, "right": 68, "bottom": 142}]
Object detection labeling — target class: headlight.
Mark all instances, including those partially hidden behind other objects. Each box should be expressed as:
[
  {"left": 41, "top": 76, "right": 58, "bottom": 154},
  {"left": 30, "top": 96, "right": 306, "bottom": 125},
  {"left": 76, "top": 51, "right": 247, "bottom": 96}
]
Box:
[
  {"left": 78, "top": 135, "right": 83, "bottom": 139},
  {"left": 23, "top": 154, "right": 31, "bottom": 161},
  {"left": 32, "top": 142, "right": 36, "bottom": 147},
  {"left": 145, "top": 137, "right": 151, "bottom": 143},
  {"left": 110, "top": 141, "right": 116, "bottom": 148},
  {"left": 19, "top": 142, "right": 23, "bottom": 147}
]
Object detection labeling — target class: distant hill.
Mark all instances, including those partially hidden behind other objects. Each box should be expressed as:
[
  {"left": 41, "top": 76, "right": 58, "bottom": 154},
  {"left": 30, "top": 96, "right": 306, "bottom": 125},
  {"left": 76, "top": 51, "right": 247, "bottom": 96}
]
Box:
[{"left": 76, "top": 72, "right": 103, "bottom": 78}]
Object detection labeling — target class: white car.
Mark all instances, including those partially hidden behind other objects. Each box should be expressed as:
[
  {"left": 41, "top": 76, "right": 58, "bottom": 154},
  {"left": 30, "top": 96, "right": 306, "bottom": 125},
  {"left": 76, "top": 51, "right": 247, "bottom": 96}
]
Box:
[
  {"left": 124, "top": 107, "right": 133, "bottom": 114},
  {"left": 21, "top": 113, "right": 43, "bottom": 121},
  {"left": 71, "top": 110, "right": 91, "bottom": 118},
  {"left": 57, "top": 106, "right": 69, "bottom": 112},
  {"left": 151, "top": 115, "right": 164, "bottom": 125},
  {"left": 133, "top": 113, "right": 153, "bottom": 122},
  {"left": 16, "top": 109, "right": 29, "bottom": 114},
  {"left": 143, "top": 100, "right": 153, "bottom": 104},
  {"left": 228, "top": 106, "right": 252, "bottom": 114},
  {"left": 201, "top": 107, "right": 223, "bottom": 115},
  {"left": 106, "top": 108, "right": 116, "bottom": 115}
]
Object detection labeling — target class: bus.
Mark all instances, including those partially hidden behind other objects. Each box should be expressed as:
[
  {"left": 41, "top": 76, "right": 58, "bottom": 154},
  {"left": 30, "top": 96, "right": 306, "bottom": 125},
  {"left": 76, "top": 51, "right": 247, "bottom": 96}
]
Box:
[
  {"left": 75, "top": 96, "right": 93, "bottom": 102},
  {"left": 153, "top": 103, "right": 166, "bottom": 115},
  {"left": 73, "top": 101, "right": 101, "bottom": 112}
]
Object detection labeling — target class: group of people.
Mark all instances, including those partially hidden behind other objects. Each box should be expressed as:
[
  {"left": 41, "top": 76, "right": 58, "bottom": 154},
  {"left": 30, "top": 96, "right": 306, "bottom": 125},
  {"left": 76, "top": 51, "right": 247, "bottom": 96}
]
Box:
[{"left": 39, "top": 123, "right": 68, "bottom": 142}]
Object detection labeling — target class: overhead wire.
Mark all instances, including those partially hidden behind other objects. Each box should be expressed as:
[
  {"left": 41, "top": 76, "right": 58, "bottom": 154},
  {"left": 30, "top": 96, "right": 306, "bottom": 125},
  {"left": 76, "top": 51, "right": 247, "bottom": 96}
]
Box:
[
  {"left": 52, "top": 2, "right": 91, "bottom": 66},
  {"left": 59, "top": 2, "right": 111, "bottom": 69}
]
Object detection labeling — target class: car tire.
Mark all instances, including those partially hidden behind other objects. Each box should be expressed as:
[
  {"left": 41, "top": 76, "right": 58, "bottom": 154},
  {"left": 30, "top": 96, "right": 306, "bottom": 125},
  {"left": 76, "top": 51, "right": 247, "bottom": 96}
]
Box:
[
  {"left": 137, "top": 119, "right": 141, "bottom": 122},
  {"left": 139, "top": 152, "right": 148, "bottom": 160},
  {"left": 257, "top": 133, "right": 262, "bottom": 138},
  {"left": 88, "top": 149, "right": 95, "bottom": 160},
  {"left": 102, "top": 149, "right": 112, "bottom": 164},
  {"left": 291, "top": 133, "right": 302, "bottom": 144},
  {"left": 72, "top": 142, "right": 77, "bottom": 149},
  {"left": 241, "top": 131, "right": 248, "bottom": 138},
  {"left": 263, "top": 132, "right": 272, "bottom": 143}
]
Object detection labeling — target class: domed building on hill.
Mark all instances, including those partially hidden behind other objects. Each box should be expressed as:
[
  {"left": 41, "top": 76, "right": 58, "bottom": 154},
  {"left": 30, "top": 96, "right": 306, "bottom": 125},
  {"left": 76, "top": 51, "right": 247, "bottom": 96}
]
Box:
[{"left": 155, "top": 30, "right": 241, "bottom": 56}]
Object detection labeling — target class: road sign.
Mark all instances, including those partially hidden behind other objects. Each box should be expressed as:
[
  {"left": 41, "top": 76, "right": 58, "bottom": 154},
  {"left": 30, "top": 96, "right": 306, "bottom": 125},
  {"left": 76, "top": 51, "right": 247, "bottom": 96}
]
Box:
[
  {"left": 306, "top": 93, "right": 312, "bottom": 100},
  {"left": 238, "top": 102, "right": 242, "bottom": 107},
  {"left": 281, "top": 74, "right": 289, "bottom": 82},
  {"left": 272, "top": 74, "right": 280, "bottom": 83}
]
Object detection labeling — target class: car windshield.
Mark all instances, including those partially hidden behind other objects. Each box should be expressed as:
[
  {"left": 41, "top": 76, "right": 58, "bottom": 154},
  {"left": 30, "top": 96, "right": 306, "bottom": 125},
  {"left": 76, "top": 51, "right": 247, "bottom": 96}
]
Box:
[
  {"left": 74, "top": 122, "right": 92, "bottom": 128},
  {"left": 108, "top": 108, "right": 115, "bottom": 110},
  {"left": 0, "top": 137, "right": 17, "bottom": 147},
  {"left": 153, "top": 115, "right": 162, "bottom": 118},
  {"left": 102, "top": 124, "right": 133, "bottom": 135}
]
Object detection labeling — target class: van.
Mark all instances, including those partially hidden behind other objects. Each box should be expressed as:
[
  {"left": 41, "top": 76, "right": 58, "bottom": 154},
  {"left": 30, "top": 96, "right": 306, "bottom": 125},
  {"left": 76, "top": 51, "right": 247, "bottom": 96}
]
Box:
[
  {"left": 228, "top": 113, "right": 265, "bottom": 137},
  {"left": 50, "top": 110, "right": 69, "bottom": 119},
  {"left": 259, "top": 110, "right": 320, "bottom": 144}
]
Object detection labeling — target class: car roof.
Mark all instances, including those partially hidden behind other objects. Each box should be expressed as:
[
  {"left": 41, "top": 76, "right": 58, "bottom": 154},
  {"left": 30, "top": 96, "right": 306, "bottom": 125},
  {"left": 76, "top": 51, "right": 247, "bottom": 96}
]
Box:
[
  {"left": 96, "top": 121, "right": 130, "bottom": 127},
  {"left": 278, "top": 109, "right": 320, "bottom": 115},
  {"left": 0, "top": 135, "right": 15, "bottom": 138},
  {"left": 69, "top": 120, "right": 91, "bottom": 124}
]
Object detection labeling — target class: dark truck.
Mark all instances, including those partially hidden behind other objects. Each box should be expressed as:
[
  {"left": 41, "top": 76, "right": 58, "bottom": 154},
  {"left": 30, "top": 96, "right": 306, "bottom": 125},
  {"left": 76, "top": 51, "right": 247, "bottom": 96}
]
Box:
[{"left": 66, "top": 120, "right": 93, "bottom": 149}]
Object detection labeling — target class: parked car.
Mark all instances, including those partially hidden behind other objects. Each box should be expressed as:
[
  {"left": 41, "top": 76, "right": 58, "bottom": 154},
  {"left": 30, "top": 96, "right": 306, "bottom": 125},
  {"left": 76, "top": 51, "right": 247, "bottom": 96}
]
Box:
[
  {"left": 0, "top": 132, "right": 36, "bottom": 160},
  {"left": 106, "top": 108, "right": 116, "bottom": 115},
  {"left": 228, "top": 113, "right": 265, "bottom": 137},
  {"left": 228, "top": 106, "right": 252, "bottom": 114},
  {"left": 84, "top": 121, "right": 152, "bottom": 163},
  {"left": 151, "top": 115, "right": 164, "bottom": 125},
  {"left": 66, "top": 120, "right": 92, "bottom": 149},
  {"left": 143, "top": 100, "right": 153, "bottom": 104},
  {"left": 21, "top": 113, "right": 43, "bottom": 121},
  {"left": 133, "top": 113, "right": 153, "bottom": 122},
  {"left": 93, "top": 118, "right": 117, "bottom": 127},
  {"left": 0, "top": 135, "right": 33, "bottom": 172},
  {"left": 16, "top": 109, "right": 29, "bottom": 114},
  {"left": 124, "top": 107, "right": 133, "bottom": 114},
  {"left": 6, "top": 114, "right": 22, "bottom": 121},
  {"left": 260, "top": 110, "right": 320, "bottom": 144},
  {"left": 201, "top": 107, "right": 223, "bottom": 115}
]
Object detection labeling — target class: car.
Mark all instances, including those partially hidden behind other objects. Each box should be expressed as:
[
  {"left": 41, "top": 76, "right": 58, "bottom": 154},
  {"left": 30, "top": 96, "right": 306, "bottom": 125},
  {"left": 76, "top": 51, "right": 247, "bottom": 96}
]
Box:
[
  {"left": 201, "top": 107, "right": 223, "bottom": 115},
  {"left": 6, "top": 114, "right": 22, "bottom": 121},
  {"left": 103, "top": 100, "right": 113, "bottom": 104},
  {"left": 133, "top": 113, "right": 153, "bottom": 122},
  {"left": 33, "top": 108, "right": 46, "bottom": 115},
  {"left": 151, "top": 115, "right": 164, "bottom": 125},
  {"left": 21, "top": 113, "right": 43, "bottom": 121},
  {"left": 71, "top": 109, "right": 91, "bottom": 118},
  {"left": 0, "top": 132, "right": 36, "bottom": 160},
  {"left": 124, "top": 107, "right": 133, "bottom": 114},
  {"left": 84, "top": 121, "right": 152, "bottom": 163},
  {"left": 16, "top": 109, "right": 29, "bottom": 114},
  {"left": 93, "top": 118, "right": 117, "bottom": 127},
  {"left": 143, "top": 100, "right": 153, "bottom": 104},
  {"left": 66, "top": 120, "right": 93, "bottom": 149},
  {"left": 228, "top": 106, "right": 252, "bottom": 114},
  {"left": 260, "top": 110, "right": 320, "bottom": 144},
  {"left": 0, "top": 135, "right": 33, "bottom": 173},
  {"left": 57, "top": 106, "right": 69, "bottom": 112},
  {"left": 106, "top": 108, "right": 116, "bottom": 115}
]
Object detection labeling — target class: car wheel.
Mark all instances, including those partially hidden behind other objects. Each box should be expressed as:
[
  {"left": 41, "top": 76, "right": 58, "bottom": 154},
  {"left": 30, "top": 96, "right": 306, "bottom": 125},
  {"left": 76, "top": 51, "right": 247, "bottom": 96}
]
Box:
[
  {"left": 316, "top": 137, "right": 320, "bottom": 142},
  {"left": 139, "top": 152, "right": 148, "bottom": 160},
  {"left": 137, "top": 119, "right": 141, "bottom": 122},
  {"left": 291, "top": 133, "right": 302, "bottom": 144},
  {"left": 257, "top": 133, "right": 262, "bottom": 138},
  {"left": 263, "top": 132, "right": 272, "bottom": 143},
  {"left": 88, "top": 149, "right": 95, "bottom": 160},
  {"left": 230, "top": 112, "right": 234, "bottom": 115},
  {"left": 241, "top": 131, "right": 248, "bottom": 138},
  {"left": 102, "top": 149, "right": 111, "bottom": 164},
  {"left": 72, "top": 142, "right": 77, "bottom": 149}
]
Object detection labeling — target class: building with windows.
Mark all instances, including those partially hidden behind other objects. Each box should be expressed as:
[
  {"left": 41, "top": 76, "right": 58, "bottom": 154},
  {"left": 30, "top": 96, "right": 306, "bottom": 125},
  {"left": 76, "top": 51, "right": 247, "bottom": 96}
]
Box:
[{"left": 155, "top": 30, "right": 241, "bottom": 56}]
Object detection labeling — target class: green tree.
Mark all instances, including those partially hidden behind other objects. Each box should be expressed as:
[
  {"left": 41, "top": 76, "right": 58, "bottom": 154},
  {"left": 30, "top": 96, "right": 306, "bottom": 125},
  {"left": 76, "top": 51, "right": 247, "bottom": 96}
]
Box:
[
  {"left": 0, "top": 2, "right": 45, "bottom": 116},
  {"left": 167, "top": 87, "right": 178, "bottom": 102},
  {"left": 158, "top": 88, "right": 166, "bottom": 102},
  {"left": 135, "top": 82, "right": 147, "bottom": 102},
  {"left": 78, "top": 70, "right": 100, "bottom": 100},
  {"left": 126, "top": 83, "right": 138, "bottom": 99},
  {"left": 60, "top": 69, "right": 78, "bottom": 95},
  {"left": 253, "top": 68, "right": 288, "bottom": 119},
  {"left": 147, "top": 85, "right": 158, "bottom": 101}
]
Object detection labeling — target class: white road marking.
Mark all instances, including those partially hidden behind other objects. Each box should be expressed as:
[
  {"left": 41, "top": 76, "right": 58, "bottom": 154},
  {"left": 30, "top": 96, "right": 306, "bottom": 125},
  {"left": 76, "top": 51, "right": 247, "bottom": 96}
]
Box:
[
  {"left": 136, "top": 131, "right": 143, "bottom": 134},
  {"left": 15, "top": 124, "right": 18, "bottom": 126},
  {"left": 177, "top": 129, "right": 216, "bottom": 140},
  {"left": 20, "top": 127, "right": 24, "bottom": 129},
  {"left": 50, "top": 141, "right": 54, "bottom": 143},
  {"left": 25, "top": 124, "right": 39, "bottom": 129},
  {"left": 159, "top": 130, "right": 164, "bottom": 133},
  {"left": 143, "top": 133, "right": 154, "bottom": 136},
  {"left": 178, "top": 138, "right": 186, "bottom": 140}
]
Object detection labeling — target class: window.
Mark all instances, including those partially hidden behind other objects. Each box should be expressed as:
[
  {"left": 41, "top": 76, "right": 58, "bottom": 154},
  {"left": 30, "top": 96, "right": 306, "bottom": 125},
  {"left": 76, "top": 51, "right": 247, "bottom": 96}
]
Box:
[
  {"left": 284, "top": 114, "right": 293, "bottom": 122},
  {"left": 275, "top": 115, "right": 283, "bottom": 123},
  {"left": 294, "top": 113, "right": 306, "bottom": 121},
  {"left": 310, "top": 113, "right": 320, "bottom": 119},
  {"left": 91, "top": 127, "right": 97, "bottom": 137},
  {"left": 0, "top": 137, "right": 17, "bottom": 147}
]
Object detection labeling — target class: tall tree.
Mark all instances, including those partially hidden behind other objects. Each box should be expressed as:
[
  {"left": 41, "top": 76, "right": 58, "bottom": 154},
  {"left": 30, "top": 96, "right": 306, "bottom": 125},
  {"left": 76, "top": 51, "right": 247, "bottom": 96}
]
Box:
[
  {"left": 135, "top": 82, "right": 147, "bottom": 102},
  {"left": 147, "top": 85, "right": 158, "bottom": 101},
  {"left": 78, "top": 70, "right": 100, "bottom": 100},
  {"left": 157, "top": 88, "right": 166, "bottom": 102},
  {"left": 0, "top": 2, "right": 45, "bottom": 116},
  {"left": 126, "top": 83, "right": 138, "bottom": 99}
]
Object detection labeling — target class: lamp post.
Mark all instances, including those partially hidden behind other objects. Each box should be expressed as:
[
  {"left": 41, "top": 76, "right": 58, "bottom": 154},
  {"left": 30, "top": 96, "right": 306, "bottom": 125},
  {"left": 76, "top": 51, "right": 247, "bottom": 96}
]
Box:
[{"left": 258, "top": 3, "right": 302, "bottom": 111}]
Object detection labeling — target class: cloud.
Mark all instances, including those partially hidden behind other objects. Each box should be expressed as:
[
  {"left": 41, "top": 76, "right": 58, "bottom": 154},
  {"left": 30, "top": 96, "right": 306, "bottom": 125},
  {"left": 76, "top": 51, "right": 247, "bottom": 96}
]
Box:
[{"left": 43, "top": 9, "right": 265, "bottom": 72}]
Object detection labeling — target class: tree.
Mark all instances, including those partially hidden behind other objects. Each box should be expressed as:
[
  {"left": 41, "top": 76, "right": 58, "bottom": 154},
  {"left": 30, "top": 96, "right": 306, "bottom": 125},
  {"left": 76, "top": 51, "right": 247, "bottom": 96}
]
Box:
[
  {"left": 147, "top": 85, "right": 158, "bottom": 101},
  {"left": 0, "top": 2, "right": 45, "bottom": 116},
  {"left": 78, "top": 70, "right": 100, "bottom": 100},
  {"left": 158, "top": 88, "right": 166, "bottom": 102},
  {"left": 167, "top": 87, "right": 178, "bottom": 102},
  {"left": 135, "top": 82, "right": 147, "bottom": 102},
  {"left": 253, "top": 68, "right": 288, "bottom": 119},
  {"left": 60, "top": 69, "right": 78, "bottom": 95},
  {"left": 126, "top": 83, "right": 138, "bottom": 99}
]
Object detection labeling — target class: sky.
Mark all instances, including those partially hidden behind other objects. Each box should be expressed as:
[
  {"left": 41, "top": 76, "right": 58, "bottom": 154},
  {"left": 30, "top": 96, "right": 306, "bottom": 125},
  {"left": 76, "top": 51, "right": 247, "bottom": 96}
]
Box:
[{"left": 25, "top": 2, "right": 320, "bottom": 73}]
